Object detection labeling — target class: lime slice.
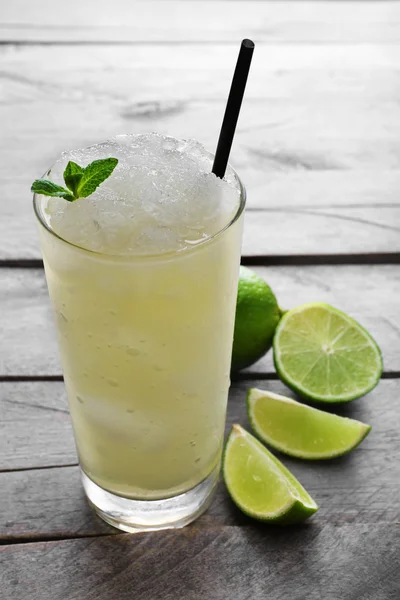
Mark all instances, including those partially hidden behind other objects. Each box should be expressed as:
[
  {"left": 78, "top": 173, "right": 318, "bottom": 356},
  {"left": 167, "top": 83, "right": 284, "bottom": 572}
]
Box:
[
  {"left": 223, "top": 424, "right": 318, "bottom": 524},
  {"left": 248, "top": 388, "right": 371, "bottom": 459},
  {"left": 273, "top": 302, "right": 383, "bottom": 403}
]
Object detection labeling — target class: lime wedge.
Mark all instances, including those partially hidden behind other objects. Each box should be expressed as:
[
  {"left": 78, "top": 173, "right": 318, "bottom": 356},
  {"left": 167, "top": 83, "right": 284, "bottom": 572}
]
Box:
[
  {"left": 223, "top": 424, "right": 318, "bottom": 524},
  {"left": 273, "top": 303, "right": 383, "bottom": 403},
  {"left": 248, "top": 388, "right": 371, "bottom": 459}
]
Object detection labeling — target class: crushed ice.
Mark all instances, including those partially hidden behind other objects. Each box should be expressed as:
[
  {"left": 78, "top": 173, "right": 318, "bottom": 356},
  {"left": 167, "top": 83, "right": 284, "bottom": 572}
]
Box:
[{"left": 45, "top": 133, "right": 240, "bottom": 255}]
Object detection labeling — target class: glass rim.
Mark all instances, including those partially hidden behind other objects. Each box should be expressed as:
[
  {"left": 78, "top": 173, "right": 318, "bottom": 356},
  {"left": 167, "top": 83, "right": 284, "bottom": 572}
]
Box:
[{"left": 33, "top": 163, "right": 246, "bottom": 263}]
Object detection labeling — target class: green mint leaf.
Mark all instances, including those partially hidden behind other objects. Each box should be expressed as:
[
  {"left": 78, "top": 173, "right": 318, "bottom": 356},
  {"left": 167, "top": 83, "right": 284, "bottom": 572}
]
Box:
[
  {"left": 63, "top": 161, "right": 84, "bottom": 197},
  {"left": 32, "top": 157, "right": 118, "bottom": 203},
  {"left": 77, "top": 158, "right": 118, "bottom": 198},
  {"left": 31, "top": 179, "right": 75, "bottom": 202}
]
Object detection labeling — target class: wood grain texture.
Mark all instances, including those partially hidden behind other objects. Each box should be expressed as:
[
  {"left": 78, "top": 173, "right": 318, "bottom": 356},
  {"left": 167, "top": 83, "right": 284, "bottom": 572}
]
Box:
[
  {"left": 243, "top": 207, "right": 400, "bottom": 256},
  {"left": 1, "top": 0, "right": 399, "bottom": 43},
  {"left": 0, "top": 381, "right": 76, "bottom": 470},
  {"left": 1, "top": 378, "right": 399, "bottom": 540},
  {"left": 1, "top": 265, "right": 398, "bottom": 378},
  {"left": 1, "top": 525, "right": 399, "bottom": 600},
  {"left": 1, "top": 2, "right": 400, "bottom": 598},
  {"left": 1, "top": 43, "right": 400, "bottom": 259}
]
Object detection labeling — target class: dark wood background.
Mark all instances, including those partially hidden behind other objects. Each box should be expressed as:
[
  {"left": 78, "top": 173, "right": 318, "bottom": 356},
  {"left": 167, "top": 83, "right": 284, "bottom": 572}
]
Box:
[{"left": 1, "top": 1, "right": 399, "bottom": 598}]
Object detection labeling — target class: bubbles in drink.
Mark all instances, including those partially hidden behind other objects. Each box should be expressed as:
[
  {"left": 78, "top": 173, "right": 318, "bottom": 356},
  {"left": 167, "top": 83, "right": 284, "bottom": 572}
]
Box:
[
  {"left": 126, "top": 347, "right": 141, "bottom": 357},
  {"left": 107, "top": 379, "right": 119, "bottom": 388},
  {"left": 45, "top": 133, "right": 241, "bottom": 255}
]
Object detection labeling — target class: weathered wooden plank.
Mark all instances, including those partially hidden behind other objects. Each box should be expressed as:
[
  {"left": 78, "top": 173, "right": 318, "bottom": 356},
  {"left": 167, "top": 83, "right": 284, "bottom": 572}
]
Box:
[
  {"left": 1, "top": 378, "right": 399, "bottom": 540},
  {"left": 1, "top": 525, "right": 399, "bottom": 600},
  {"left": 0, "top": 381, "right": 76, "bottom": 470},
  {"left": 2, "top": 43, "right": 400, "bottom": 259},
  {"left": 243, "top": 207, "right": 400, "bottom": 256},
  {"left": 0, "top": 265, "right": 398, "bottom": 378},
  {"left": 1, "top": 1, "right": 399, "bottom": 43},
  {"left": 3, "top": 43, "right": 400, "bottom": 98},
  {"left": 0, "top": 467, "right": 113, "bottom": 541},
  {"left": 0, "top": 269, "right": 60, "bottom": 378},
  {"left": 244, "top": 171, "right": 400, "bottom": 210}
]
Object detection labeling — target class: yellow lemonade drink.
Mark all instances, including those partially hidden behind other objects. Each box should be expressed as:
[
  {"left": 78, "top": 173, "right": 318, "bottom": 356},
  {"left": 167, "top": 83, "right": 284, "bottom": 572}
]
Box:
[{"left": 34, "top": 134, "right": 245, "bottom": 531}]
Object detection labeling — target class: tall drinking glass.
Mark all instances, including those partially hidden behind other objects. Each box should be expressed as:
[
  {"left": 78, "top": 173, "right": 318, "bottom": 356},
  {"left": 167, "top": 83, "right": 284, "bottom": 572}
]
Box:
[{"left": 34, "top": 135, "right": 246, "bottom": 532}]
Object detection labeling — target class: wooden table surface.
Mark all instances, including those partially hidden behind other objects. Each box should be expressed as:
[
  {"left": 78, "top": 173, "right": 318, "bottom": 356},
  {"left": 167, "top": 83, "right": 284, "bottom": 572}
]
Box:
[{"left": 1, "top": 1, "right": 400, "bottom": 598}]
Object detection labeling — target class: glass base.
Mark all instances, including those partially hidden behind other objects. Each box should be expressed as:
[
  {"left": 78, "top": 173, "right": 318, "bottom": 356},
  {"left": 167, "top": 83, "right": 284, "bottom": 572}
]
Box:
[{"left": 81, "top": 466, "right": 219, "bottom": 533}]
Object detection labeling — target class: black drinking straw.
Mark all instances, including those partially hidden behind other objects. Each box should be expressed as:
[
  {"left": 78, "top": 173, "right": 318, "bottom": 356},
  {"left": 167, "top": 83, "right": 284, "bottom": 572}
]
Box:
[{"left": 212, "top": 39, "right": 255, "bottom": 179}]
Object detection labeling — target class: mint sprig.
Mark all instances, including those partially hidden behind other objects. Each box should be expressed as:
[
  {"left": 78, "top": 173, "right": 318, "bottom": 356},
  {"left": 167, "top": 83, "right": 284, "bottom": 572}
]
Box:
[{"left": 31, "top": 157, "right": 118, "bottom": 202}]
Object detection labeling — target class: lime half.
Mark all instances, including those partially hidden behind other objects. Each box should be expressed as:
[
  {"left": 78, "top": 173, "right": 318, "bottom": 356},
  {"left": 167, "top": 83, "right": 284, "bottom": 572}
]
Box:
[
  {"left": 223, "top": 424, "right": 318, "bottom": 524},
  {"left": 273, "top": 303, "right": 383, "bottom": 403},
  {"left": 248, "top": 388, "right": 371, "bottom": 459}
]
